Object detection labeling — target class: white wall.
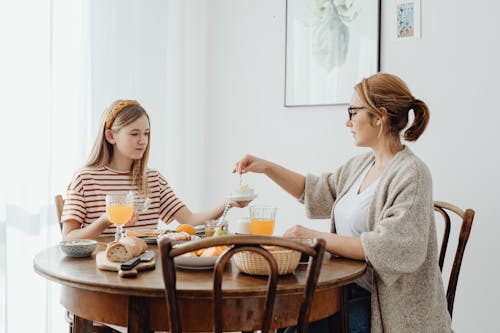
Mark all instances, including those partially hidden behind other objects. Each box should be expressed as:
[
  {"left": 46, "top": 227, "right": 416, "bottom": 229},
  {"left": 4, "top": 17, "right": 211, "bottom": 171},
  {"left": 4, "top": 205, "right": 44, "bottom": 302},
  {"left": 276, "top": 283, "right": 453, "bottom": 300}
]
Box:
[{"left": 178, "top": 0, "right": 500, "bottom": 331}]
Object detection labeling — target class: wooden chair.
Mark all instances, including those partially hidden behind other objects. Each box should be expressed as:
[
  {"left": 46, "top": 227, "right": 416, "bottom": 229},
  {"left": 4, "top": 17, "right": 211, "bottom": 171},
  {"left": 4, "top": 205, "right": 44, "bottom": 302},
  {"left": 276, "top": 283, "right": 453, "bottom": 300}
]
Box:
[
  {"left": 55, "top": 194, "right": 64, "bottom": 231},
  {"left": 434, "top": 200, "right": 475, "bottom": 318},
  {"left": 54, "top": 195, "right": 118, "bottom": 333},
  {"left": 159, "top": 235, "right": 326, "bottom": 333},
  {"left": 336, "top": 200, "right": 475, "bottom": 332}
]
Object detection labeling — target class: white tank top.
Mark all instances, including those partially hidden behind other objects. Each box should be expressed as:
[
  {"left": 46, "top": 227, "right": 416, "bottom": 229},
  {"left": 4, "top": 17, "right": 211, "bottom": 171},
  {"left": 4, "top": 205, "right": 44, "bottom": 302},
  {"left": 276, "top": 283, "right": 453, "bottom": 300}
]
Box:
[{"left": 334, "top": 161, "right": 379, "bottom": 290}]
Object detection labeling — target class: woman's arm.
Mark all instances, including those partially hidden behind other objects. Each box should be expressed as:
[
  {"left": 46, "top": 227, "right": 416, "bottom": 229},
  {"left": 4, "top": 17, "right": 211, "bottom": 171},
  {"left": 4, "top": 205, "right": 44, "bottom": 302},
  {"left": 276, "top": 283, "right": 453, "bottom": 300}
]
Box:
[
  {"left": 283, "top": 224, "right": 366, "bottom": 260},
  {"left": 234, "top": 155, "right": 306, "bottom": 199}
]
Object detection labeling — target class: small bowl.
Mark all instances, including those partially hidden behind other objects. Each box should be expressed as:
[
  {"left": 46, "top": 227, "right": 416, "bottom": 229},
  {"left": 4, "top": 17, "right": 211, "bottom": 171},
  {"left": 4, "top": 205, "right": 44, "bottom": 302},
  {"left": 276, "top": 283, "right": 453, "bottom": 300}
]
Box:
[{"left": 59, "top": 239, "right": 98, "bottom": 258}]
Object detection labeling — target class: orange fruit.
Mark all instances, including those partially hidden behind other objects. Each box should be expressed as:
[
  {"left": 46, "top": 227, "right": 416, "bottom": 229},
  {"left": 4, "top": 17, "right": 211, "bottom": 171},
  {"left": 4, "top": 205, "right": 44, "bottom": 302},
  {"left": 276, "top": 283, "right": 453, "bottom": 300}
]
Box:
[{"left": 175, "top": 224, "right": 196, "bottom": 235}]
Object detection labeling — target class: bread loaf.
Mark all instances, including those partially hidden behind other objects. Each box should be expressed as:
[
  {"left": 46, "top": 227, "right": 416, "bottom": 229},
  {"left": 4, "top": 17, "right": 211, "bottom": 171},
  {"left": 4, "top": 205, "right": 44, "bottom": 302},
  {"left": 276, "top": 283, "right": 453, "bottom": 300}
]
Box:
[{"left": 105, "top": 236, "right": 148, "bottom": 262}]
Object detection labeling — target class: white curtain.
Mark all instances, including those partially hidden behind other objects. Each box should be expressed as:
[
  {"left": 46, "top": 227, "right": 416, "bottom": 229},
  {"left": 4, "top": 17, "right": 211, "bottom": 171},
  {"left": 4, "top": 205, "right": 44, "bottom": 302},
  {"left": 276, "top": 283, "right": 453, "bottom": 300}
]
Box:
[
  {"left": 0, "top": 1, "right": 192, "bottom": 332},
  {"left": 0, "top": 0, "right": 90, "bottom": 331}
]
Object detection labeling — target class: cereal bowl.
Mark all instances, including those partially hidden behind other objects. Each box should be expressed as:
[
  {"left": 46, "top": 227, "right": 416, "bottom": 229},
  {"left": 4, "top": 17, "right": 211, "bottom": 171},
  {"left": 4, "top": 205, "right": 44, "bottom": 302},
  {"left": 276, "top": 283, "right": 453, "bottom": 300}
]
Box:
[{"left": 59, "top": 239, "right": 98, "bottom": 258}]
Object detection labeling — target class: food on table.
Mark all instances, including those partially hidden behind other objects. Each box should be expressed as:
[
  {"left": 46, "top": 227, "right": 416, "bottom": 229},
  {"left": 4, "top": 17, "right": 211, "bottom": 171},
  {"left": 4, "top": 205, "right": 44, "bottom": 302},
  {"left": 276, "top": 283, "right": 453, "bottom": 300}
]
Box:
[
  {"left": 175, "top": 224, "right": 196, "bottom": 235},
  {"left": 125, "top": 229, "right": 160, "bottom": 238},
  {"left": 182, "top": 245, "right": 229, "bottom": 258},
  {"left": 106, "top": 236, "right": 148, "bottom": 263},
  {"left": 161, "top": 231, "right": 192, "bottom": 242},
  {"left": 231, "top": 184, "right": 254, "bottom": 198}
]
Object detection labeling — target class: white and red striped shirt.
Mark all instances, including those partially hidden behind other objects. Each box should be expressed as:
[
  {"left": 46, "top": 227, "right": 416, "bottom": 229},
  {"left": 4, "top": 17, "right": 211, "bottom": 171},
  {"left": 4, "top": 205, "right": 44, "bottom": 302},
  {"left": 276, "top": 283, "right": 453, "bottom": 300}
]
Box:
[{"left": 61, "top": 166, "right": 185, "bottom": 237}]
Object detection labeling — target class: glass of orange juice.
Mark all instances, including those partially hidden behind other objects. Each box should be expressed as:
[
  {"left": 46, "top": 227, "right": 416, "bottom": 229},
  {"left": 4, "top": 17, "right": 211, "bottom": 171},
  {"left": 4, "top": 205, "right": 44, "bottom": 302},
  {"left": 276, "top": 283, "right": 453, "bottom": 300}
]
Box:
[
  {"left": 249, "top": 206, "right": 277, "bottom": 235},
  {"left": 106, "top": 192, "right": 134, "bottom": 241}
]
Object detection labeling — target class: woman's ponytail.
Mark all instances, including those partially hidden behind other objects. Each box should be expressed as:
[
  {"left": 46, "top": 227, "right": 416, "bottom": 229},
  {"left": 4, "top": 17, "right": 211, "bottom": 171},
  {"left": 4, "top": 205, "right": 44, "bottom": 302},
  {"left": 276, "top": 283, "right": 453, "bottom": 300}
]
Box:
[{"left": 403, "top": 99, "right": 430, "bottom": 141}]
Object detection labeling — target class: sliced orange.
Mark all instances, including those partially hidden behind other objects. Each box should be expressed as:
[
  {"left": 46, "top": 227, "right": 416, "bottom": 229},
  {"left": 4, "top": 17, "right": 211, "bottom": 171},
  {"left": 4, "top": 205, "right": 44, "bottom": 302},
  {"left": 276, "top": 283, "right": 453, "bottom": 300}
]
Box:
[{"left": 175, "top": 224, "right": 196, "bottom": 235}]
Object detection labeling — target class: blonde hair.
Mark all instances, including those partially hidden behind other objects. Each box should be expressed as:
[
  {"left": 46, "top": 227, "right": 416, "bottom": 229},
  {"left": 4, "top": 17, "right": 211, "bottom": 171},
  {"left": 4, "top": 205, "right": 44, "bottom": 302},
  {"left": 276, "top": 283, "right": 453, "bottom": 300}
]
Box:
[
  {"left": 86, "top": 99, "right": 151, "bottom": 196},
  {"left": 355, "top": 72, "right": 429, "bottom": 142}
]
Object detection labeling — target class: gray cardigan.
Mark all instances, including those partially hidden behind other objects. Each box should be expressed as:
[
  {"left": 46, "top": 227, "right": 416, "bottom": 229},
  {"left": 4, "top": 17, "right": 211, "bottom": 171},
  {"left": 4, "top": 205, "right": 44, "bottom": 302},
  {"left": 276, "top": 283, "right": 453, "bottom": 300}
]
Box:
[{"left": 301, "top": 147, "right": 451, "bottom": 332}]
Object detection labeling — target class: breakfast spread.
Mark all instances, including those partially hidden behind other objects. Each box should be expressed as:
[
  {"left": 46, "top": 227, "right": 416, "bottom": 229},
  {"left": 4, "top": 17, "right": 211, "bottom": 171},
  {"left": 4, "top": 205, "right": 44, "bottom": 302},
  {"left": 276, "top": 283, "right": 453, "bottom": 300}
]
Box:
[
  {"left": 125, "top": 229, "right": 160, "bottom": 238},
  {"left": 160, "top": 231, "right": 192, "bottom": 242},
  {"left": 182, "top": 245, "right": 229, "bottom": 257},
  {"left": 106, "top": 236, "right": 148, "bottom": 262}
]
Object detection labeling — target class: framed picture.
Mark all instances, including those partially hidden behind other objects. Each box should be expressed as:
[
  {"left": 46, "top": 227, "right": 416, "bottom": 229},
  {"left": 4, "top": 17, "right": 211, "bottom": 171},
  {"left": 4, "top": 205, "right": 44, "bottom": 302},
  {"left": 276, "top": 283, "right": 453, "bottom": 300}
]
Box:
[
  {"left": 396, "top": 0, "right": 421, "bottom": 40},
  {"left": 285, "top": 0, "right": 381, "bottom": 107}
]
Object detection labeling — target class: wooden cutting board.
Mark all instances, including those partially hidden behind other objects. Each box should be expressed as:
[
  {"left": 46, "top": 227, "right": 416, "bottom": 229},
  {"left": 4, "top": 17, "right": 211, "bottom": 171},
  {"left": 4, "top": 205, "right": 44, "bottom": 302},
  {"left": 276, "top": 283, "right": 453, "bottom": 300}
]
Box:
[{"left": 96, "top": 251, "right": 156, "bottom": 273}]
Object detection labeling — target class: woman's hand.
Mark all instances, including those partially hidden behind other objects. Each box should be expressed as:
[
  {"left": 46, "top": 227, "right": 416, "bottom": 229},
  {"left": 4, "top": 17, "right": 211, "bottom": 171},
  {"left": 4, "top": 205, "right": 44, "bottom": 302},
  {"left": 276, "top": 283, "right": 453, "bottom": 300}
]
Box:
[
  {"left": 283, "top": 224, "right": 319, "bottom": 239},
  {"left": 233, "top": 154, "right": 269, "bottom": 175},
  {"left": 229, "top": 200, "right": 252, "bottom": 208}
]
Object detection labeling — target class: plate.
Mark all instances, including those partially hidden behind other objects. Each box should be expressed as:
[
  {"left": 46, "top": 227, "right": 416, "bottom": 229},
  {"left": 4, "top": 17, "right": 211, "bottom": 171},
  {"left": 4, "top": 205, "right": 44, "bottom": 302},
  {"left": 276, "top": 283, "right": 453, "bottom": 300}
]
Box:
[
  {"left": 174, "top": 255, "right": 218, "bottom": 269},
  {"left": 227, "top": 193, "right": 257, "bottom": 202}
]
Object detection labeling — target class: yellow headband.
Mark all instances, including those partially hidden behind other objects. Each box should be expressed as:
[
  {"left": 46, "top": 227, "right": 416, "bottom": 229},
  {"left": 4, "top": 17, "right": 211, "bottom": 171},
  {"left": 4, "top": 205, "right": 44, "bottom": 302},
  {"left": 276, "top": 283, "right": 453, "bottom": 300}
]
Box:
[{"left": 105, "top": 100, "right": 140, "bottom": 129}]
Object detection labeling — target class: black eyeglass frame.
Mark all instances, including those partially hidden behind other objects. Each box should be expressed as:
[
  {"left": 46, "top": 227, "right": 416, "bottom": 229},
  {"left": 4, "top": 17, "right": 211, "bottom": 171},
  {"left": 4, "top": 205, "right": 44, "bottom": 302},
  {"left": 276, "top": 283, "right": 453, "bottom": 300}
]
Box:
[{"left": 347, "top": 106, "right": 366, "bottom": 120}]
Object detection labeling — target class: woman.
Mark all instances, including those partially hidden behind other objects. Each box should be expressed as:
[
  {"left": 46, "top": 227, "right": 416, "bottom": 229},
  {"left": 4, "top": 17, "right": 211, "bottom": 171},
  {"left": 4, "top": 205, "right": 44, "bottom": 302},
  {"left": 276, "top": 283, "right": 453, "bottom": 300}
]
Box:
[
  {"left": 234, "top": 73, "right": 451, "bottom": 332},
  {"left": 62, "top": 99, "right": 247, "bottom": 240}
]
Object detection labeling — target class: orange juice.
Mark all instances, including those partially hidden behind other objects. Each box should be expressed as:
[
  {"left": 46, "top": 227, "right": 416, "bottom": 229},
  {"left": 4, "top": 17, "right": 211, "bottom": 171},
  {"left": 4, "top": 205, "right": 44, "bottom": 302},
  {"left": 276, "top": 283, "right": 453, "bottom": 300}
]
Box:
[
  {"left": 250, "top": 219, "right": 275, "bottom": 235},
  {"left": 107, "top": 205, "right": 133, "bottom": 226}
]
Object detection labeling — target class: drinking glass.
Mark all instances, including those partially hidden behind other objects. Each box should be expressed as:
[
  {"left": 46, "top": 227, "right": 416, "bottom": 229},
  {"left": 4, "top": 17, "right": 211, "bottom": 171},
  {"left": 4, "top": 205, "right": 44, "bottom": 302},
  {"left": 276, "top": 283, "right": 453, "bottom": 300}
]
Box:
[
  {"left": 204, "top": 220, "right": 218, "bottom": 237},
  {"left": 106, "top": 191, "right": 134, "bottom": 241},
  {"left": 249, "top": 206, "right": 277, "bottom": 235}
]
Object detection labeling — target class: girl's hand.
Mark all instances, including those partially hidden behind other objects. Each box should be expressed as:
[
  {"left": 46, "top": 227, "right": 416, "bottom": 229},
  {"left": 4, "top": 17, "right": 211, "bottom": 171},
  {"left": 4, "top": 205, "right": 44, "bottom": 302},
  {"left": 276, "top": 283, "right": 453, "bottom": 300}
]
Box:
[
  {"left": 283, "top": 224, "right": 317, "bottom": 239},
  {"left": 233, "top": 154, "right": 269, "bottom": 174},
  {"left": 125, "top": 211, "right": 139, "bottom": 227}
]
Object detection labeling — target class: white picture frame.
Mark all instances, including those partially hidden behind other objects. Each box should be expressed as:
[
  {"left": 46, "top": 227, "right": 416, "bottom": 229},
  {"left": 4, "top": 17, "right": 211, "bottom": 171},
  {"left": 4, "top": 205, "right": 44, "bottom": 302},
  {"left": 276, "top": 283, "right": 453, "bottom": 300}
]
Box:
[
  {"left": 285, "top": 0, "right": 381, "bottom": 107},
  {"left": 396, "top": 0, "right": 421, "bottom": 40}
]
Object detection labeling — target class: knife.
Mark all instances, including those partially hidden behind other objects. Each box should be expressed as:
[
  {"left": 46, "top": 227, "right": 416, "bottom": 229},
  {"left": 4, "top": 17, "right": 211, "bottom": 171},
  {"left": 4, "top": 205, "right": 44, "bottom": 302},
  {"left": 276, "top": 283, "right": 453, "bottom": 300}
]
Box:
[{"left": 119, "top": 251, "right": 155, "bottom": 278}]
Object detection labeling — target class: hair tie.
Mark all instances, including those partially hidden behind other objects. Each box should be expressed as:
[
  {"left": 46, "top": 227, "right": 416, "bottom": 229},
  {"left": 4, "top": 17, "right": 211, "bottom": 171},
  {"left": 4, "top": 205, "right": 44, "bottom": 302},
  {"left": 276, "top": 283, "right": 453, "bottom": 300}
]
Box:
[
  {"left": 408, "top": 97, "right": 417, "bottom": 111},
  {"left": 105, "top": 100, "right": 140, "bottom": 129}
]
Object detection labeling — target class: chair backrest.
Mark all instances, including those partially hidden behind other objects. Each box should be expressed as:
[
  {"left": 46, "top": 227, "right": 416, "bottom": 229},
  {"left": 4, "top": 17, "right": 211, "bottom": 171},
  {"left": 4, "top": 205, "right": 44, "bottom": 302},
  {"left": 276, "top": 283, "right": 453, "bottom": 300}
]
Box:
[
  {"left": 159, "top": 235, "right": 325, "bottom": 333},
  {"left": 434, "top": 200, "right": 475, "bottom": 318},
  {"left": 54, "top": 194, "right": 64, "bottom": 231}
]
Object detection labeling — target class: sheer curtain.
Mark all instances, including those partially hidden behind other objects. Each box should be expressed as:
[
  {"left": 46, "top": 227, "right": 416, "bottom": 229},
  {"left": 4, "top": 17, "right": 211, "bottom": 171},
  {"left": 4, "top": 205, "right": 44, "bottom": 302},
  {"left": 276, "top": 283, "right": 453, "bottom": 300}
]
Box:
[
  {"left": 0, "top": 1, "right": 187, "bottom": 332},
  {"left": 0, "top": 0, "right": 90, "bottom": 332}
]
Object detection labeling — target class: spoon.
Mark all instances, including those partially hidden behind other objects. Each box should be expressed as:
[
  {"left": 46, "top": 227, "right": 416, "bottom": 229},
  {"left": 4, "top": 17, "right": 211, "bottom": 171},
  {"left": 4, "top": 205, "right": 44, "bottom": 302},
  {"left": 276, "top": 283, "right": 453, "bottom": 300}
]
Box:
[{"left": 218, "top": 202, "right": 232, "bottom": 230}]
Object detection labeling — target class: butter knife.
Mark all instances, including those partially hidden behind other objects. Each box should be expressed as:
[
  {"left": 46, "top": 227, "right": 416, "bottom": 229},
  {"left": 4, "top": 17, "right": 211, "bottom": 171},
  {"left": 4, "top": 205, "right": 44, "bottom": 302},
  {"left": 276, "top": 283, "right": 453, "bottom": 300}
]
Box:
[{"left": 119, "top": 251, "right": 155, "bottom": 278}]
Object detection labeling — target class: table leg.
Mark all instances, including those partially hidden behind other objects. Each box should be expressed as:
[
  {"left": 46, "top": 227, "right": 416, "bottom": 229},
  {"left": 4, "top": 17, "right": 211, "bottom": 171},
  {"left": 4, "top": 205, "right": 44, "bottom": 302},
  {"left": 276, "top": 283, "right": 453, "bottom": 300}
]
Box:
[
  {"left": 128, "top": 296, "right": 152, "bottom": 333},
  {"left": 73, "top": 315, "right": 93, "bottom": 333}
]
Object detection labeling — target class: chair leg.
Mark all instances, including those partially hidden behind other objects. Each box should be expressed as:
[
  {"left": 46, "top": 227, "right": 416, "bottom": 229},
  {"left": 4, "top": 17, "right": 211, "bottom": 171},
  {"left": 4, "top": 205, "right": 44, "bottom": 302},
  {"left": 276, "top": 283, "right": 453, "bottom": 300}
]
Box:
[{"left": 340, "top": 285, "right": 349, "bottom": 333}]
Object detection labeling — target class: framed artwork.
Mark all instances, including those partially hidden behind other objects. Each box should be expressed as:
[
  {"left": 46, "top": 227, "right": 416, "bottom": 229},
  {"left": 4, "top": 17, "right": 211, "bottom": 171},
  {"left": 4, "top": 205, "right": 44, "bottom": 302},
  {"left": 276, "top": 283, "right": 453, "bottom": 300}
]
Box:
[
  {"left": 285, "top": 0, "right": 381, "bottom": 107},
  {"left": 396, "top": 0, "right": 421, "bottom": 40}
]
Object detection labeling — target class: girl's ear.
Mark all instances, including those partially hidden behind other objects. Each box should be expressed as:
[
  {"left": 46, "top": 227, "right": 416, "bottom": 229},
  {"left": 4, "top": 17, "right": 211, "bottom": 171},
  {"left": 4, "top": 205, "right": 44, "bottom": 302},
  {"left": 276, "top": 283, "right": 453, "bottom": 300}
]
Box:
[{"left": 105, "top": 129, "right": 116, "bottom": 144}]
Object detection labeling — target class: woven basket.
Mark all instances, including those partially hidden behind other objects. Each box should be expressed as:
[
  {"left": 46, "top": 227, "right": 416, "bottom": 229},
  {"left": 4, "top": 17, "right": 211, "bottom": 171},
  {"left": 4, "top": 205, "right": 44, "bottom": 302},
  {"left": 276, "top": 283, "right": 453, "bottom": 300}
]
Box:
[{"left": 233, "top": 246, "right": 301, "bottom": 276}]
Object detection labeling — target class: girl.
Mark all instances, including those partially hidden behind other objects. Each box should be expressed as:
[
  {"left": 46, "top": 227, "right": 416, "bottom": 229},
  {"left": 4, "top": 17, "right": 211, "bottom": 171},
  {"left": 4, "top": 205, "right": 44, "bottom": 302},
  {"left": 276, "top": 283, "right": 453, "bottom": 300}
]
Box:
[
  {"left": 62, "top": 99, "right": 247, "bottom": 240},
  {"left": 234, "top": 73, "right": 451, "bottom": 332}
]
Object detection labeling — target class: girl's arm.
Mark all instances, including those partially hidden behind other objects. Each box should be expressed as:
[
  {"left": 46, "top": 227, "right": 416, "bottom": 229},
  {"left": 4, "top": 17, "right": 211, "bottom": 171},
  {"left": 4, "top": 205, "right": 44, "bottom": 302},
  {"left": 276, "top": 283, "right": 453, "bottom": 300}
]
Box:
[
  {"left": 172, "top": 203, "right": 226, "bottom": 226},
  {"left": 61, "top": 216, "right": 111, "bottom": 240},
  {"left": 61, "top": 212, "right": 138, "bottom": 240}
]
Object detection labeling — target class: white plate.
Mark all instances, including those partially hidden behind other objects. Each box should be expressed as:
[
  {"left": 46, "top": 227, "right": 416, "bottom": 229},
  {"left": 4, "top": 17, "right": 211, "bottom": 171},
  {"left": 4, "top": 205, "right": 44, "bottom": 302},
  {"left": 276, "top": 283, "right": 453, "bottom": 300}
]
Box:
[
  {"left": 174, "top": 255, "right": 218, "bottom": 269},
  {"left": 227, "top": 193, "right": 257, "bottom": 202}
]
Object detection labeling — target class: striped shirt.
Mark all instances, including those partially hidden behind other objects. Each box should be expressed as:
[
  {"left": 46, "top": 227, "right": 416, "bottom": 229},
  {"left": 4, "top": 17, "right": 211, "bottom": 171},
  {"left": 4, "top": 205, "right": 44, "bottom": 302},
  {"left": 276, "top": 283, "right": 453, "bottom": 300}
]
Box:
[{"left": 61, "top": 166, "right": 185, "bottom": 237}]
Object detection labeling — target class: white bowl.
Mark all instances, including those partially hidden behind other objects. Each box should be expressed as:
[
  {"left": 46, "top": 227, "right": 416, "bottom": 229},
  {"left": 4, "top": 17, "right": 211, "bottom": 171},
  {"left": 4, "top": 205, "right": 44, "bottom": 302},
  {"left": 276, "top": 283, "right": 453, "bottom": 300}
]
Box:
[{"left": 59, "top": 239, "right": 97, "bottom": 258}]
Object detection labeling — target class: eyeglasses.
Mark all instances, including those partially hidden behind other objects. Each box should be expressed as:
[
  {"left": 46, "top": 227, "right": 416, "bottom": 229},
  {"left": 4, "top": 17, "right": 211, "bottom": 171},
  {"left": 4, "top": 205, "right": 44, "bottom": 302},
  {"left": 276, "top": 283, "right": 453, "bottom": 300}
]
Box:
[{"left": 347, "top": 106, "right": 366, "bottom": 120}]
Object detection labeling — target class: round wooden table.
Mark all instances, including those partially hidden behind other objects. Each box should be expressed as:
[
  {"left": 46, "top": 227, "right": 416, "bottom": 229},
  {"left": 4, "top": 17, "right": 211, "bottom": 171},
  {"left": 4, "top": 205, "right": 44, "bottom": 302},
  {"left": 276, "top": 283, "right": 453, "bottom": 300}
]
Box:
[{"left": 34, "top": 245, "right": 366, "bottom": 332}]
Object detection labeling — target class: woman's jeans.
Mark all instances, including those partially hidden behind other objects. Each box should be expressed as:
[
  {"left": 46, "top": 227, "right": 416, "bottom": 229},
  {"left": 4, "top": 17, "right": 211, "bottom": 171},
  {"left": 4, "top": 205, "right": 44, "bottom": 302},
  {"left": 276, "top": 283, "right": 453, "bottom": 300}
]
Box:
[{"left": 279, "top": 283, "right": 371, "bottom": 333}]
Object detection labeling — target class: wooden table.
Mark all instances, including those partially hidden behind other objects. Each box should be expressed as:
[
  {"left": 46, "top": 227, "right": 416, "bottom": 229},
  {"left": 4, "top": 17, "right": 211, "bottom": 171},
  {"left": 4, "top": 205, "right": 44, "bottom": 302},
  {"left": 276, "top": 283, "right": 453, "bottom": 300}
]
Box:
[{"left": 33, "top": 245, "right": 366, "bottom": 332}]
